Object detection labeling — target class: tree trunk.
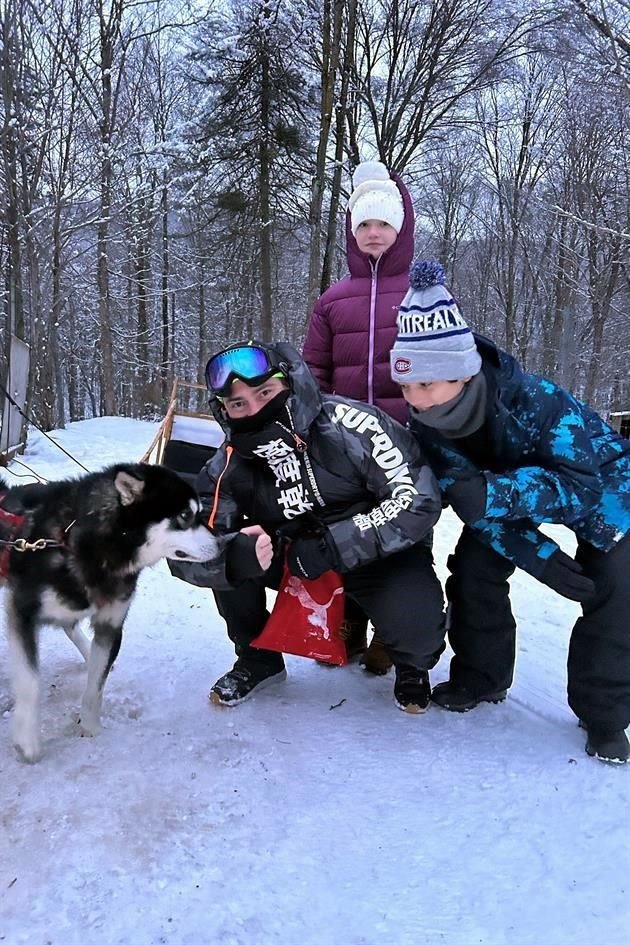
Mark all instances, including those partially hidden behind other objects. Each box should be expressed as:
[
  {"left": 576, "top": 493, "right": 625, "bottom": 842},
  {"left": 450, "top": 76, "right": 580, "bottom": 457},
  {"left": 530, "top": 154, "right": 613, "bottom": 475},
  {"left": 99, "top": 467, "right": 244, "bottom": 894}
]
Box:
[
  {"left": 97, "top": 15, "right": 116, "bottom": 415},
  {"left": 135, "top": 179, "right": 150, "bottom": 417},
  {"left": 160, "top": 177, "right": 170, "bottom": 403},
  {"left": 583, "top": 237, "right": 621, "bottom": 405},
  {"left": 258, "top": 24, "right": 273, "bottom": 342},
  {"left": 0, "top": 7, "right": 25, "bottom": 343},
  {"left": 306, "top": 0, "right": 343, "bottom": 318},
  {"left": 50, "top": 208, "right": 66, "bottom": 428},
  {"left": 320, "top": 0, "right": 357, "bottom": 295}
]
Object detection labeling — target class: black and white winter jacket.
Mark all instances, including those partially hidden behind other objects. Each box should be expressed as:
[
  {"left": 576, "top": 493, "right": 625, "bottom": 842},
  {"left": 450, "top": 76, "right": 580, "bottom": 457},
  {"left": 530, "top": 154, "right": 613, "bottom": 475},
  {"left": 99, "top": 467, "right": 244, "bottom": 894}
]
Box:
[{"left": 169, "top": 344, "right": 441, "bottom": 590}]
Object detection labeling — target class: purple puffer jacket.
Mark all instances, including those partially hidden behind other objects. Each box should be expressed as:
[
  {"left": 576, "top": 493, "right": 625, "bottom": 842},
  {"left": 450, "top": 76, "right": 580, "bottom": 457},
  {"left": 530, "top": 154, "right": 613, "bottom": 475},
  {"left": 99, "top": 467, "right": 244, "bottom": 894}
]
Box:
[{"left": 303, "top": 176, "right": 413, "bottom": 424}]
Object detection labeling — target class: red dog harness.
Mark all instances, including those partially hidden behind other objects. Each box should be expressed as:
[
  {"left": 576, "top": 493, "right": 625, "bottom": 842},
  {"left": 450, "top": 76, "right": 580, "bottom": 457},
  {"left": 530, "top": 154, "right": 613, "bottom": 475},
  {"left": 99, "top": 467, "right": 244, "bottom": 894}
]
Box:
[{"left": 0, "top": 492, "right": 26, "bottom": 578}]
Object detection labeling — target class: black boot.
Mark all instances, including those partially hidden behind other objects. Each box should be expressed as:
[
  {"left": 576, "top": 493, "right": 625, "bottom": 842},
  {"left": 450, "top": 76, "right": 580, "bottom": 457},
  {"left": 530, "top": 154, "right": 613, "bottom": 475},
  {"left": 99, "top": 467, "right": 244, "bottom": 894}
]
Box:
[
  {"left": 210, "top": 661, "right": 286, "bottom": 706},
  {"left": 583, "top": 725, "right": 629, "bottom": 764},
  {"left": 394, "top": 665, "right": 431, "bottom": 714},
  {"left": 431, "top": 680, "right": 507, "bottom": 712}
]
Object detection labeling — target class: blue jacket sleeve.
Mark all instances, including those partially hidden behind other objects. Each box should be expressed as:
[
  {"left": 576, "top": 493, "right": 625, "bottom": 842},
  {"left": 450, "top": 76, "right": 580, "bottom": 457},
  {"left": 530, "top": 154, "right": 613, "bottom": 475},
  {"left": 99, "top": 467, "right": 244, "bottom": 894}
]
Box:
[
  {"left": 467, "top": 518, "right": 560, "bottom": 579},
  {"left": 481, "top": 383, "right": 603, "bottom": 526},
  {"left": 436, "top": 465, "right": 561, "bottom": 579}
]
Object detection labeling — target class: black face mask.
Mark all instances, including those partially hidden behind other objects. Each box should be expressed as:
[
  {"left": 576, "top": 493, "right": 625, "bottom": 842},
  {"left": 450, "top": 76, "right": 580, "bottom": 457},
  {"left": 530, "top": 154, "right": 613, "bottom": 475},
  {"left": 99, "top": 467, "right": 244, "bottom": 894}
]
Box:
[{"left": 226, "top": 388, "right": 291, "bottom": 435}]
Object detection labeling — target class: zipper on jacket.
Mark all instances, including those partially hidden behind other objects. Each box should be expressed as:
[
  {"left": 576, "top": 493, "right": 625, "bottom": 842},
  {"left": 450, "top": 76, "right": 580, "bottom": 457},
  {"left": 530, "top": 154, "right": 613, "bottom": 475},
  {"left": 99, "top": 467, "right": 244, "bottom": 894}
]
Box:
[
  {"left": 367, "top": 257, "right": 379, "bottom": 405},
  {"left": 208, "top": 446, "right": 233, "bottom": 529},
  {"left": 279, "top": 404, "right": 326, "bottom": 508}
]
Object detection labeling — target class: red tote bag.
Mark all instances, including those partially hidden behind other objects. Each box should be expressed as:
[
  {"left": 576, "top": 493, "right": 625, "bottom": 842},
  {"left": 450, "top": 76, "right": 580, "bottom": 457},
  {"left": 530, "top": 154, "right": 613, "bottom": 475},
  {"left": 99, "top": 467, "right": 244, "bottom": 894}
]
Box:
[{"left": 252, "top": 564, "right": 347, "bottom": 665}]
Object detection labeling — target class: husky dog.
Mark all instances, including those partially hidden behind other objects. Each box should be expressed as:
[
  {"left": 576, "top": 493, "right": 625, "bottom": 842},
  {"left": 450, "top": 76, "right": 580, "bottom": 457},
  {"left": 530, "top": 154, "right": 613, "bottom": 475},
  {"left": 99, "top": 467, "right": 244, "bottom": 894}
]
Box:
[{"left": 1, "top": 463, "right": 217, "bottom": 762}]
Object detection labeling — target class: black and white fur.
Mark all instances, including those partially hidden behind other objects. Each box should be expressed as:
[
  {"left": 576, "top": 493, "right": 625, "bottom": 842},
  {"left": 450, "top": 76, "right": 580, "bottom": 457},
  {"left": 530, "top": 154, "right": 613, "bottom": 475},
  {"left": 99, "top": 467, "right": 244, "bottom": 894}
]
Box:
[{"left": 1, "top": 463, "right": 217, "bottom": 762}]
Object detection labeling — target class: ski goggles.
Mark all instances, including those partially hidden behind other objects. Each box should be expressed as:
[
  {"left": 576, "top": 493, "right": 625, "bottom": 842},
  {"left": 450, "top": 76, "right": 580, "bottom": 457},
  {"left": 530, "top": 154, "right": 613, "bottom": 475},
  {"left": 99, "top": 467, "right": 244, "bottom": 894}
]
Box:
[{"left": 205, "top": 344, "right": 286, "bottom": 397}]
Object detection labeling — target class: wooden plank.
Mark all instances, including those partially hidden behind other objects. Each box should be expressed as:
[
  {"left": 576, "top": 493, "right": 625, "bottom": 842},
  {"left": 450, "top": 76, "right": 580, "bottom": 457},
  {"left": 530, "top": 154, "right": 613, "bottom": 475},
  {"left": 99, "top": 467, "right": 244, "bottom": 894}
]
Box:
[{"left": 140, "top": 377, "right": 222, "bottom": 464}]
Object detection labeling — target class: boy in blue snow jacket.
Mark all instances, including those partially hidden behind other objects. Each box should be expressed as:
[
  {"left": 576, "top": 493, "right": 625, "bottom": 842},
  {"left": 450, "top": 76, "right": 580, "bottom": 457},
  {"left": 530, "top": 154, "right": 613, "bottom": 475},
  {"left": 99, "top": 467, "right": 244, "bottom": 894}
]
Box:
[{"left": 389, "top": 260, "right": 630, "bottom": 764}]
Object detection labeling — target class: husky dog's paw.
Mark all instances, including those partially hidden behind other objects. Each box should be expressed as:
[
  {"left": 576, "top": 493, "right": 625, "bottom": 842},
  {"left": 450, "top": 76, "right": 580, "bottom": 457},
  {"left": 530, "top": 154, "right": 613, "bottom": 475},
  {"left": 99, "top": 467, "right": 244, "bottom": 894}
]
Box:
[
  {"left": 78, "top": 712, "right": 101, "bottom": 737},
  {"left": 79, "top": 689, "right": 103, "bottom": 737},
  {"left": 12, "top": 722, "right": 41, "bottom": 764}
]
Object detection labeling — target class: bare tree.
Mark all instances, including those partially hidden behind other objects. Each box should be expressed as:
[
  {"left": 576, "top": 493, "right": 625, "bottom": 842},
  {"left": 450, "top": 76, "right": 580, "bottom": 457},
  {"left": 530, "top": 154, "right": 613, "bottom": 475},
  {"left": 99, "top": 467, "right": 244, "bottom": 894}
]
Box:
[
  {"left": 475, "top": 57, "right": 563, "bottom": 354},
  {"left": 567, "top": 0, "right": 630, "bottom": 87},
  {"left": 306, "top": 0, "right": 345, "bottom": 314},
  {"left": 0, "top": 1, "right": 26, "bottom": 344},
  {"left": 420, "top": 138, "right": 481, "bottom": 278},
  {"left": 569, "top": 106, "right": 629, "bottom": 402},
  {"left": 320, "top": 0, "right": 357, "bottom": 295},
  {"left": 349, "top": 0, "right": 548, "bottom": 172}
]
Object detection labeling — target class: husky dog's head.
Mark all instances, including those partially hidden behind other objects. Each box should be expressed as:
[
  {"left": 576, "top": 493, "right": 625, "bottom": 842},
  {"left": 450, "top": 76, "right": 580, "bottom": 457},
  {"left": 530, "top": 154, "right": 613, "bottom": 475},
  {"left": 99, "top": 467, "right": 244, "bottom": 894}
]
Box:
[{"left": 109, "top": 464, "right": 218, "bottom": 569}]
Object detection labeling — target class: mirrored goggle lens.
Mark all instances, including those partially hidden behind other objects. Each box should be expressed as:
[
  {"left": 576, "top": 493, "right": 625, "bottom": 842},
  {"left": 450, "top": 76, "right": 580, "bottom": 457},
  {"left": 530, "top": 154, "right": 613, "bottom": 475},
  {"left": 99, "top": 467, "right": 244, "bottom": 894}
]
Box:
[{"left": 205, "top": 345, "right": 273, "bottom": 393}]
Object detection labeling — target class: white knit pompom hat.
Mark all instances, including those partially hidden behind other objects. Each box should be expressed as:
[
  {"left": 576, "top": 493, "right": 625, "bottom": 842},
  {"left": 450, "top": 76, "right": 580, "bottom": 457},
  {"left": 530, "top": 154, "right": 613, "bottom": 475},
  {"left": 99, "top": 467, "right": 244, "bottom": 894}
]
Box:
[{"left": 348, "top": 161, "right": 404, "bottom": 235}]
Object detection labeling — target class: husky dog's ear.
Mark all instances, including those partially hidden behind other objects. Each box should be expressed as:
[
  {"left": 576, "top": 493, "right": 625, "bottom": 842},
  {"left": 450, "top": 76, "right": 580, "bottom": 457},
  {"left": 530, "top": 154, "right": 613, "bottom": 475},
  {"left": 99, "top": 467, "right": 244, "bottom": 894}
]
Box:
[{"left": 114, "top": 470, "right": 146, "bottom": 506}]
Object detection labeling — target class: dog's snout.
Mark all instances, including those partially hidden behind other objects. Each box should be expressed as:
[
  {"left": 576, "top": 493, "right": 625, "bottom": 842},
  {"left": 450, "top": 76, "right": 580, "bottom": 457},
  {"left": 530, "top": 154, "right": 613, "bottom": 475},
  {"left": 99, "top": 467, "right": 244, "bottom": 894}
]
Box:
[{"left": 171, "top": 534, "right": 218, "bottom": 563}]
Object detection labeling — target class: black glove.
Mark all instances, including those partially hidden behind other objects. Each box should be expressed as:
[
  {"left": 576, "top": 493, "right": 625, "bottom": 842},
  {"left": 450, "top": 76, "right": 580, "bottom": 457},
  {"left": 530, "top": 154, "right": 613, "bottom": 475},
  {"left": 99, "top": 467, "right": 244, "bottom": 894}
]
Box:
[
  {"left": 225, "top": 534, "right": 268, "bottom": 584},
  {"left": 445, "top": 475, "right": 487, "bottom": 523},
  {"left": 287, "top": 532, "right": 338, "bottom": 580},
  {"left": 539, "top": 550, "right": 596, "bottom": 603}
]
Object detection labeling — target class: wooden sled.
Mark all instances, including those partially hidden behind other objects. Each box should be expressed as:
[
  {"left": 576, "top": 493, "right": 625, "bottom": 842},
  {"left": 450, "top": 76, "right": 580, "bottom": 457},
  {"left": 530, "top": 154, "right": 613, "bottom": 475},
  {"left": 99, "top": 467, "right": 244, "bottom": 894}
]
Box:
[{"left": 141, "top": 378, "right": 225, "bottom": 483}]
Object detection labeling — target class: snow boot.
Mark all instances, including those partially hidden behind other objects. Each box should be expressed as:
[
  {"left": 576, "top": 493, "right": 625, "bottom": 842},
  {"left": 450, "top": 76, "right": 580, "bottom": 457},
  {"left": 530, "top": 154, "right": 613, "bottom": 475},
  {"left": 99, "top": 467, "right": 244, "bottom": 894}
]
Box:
[
  {"left": 210, "top": 662, "right": 287, "bottom": 706},
  {"left": 360, "top": 632, "right": 394, "bottom": 675},
  {"left": 431, "top": 680, "right": 507, "bottom": 712},
  {"left": 582, "top": 724, "right": 629, "bottom": 764},
  {"left": 394, "top": 665, "right": 431, "bottom": 714}
]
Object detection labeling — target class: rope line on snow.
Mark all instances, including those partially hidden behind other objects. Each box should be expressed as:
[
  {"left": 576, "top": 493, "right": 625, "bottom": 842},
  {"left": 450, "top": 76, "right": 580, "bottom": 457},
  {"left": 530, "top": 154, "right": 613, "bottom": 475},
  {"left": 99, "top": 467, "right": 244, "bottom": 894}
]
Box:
[{"left": 0, "top": 380, "right": 90, "bottom": 474}]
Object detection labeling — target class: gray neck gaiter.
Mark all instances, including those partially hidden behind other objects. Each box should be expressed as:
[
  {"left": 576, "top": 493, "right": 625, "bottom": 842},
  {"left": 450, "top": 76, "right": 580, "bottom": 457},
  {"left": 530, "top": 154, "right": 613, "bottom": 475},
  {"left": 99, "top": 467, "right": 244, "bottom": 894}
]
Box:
[{"left": 411, "top": 372, "right": 487, "bottom": 438}]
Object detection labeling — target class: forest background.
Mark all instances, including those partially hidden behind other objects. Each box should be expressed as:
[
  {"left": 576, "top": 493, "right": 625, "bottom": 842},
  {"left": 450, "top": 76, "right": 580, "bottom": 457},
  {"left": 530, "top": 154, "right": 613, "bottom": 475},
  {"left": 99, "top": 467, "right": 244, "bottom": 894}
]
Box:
[{"left": 0, "top": 0, "right": 628, "bottom": 431}]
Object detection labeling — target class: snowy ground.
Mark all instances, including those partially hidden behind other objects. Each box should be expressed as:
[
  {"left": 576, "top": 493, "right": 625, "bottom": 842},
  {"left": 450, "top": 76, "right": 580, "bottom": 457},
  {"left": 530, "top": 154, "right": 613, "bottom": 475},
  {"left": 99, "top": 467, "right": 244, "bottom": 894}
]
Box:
[{"left": 0, "top": 418, "right": 628, "bottom": 945}]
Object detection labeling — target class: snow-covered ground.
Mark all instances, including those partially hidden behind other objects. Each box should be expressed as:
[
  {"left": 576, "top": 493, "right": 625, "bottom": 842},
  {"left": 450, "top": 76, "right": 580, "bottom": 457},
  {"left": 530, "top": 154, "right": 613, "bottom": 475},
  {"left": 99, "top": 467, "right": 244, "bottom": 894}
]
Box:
[{"left": 0, "top": 418, "right": 628, "bottom": 945}]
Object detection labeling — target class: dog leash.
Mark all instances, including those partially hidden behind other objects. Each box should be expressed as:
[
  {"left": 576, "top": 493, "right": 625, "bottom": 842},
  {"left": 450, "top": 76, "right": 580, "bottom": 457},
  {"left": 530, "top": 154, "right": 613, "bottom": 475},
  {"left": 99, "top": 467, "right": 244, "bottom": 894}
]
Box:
[
  {"left": 0, "top": 380, "right": 90, "bottom": 473},
  {"left": 4, "top": 537, "right": 66, "bottom": 551},
  {"left": 0, "top": 532, "right": 68, "bottom": 578},
  {"left": 0, "top": 506, "right": 64, "bottom": 577},
  {"left": 0, "top": 518, "right": 76, "bottom": 552},
  {"left": 0, "top": 496, "right": 72, "bottom": 571}
]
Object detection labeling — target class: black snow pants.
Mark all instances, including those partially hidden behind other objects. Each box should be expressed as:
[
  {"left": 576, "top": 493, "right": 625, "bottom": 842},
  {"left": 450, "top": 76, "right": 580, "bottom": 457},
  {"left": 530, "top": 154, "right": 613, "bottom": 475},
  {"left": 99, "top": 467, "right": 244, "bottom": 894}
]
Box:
[
  {"left": 446, "top": 527, "right": 630, "bottom": 731},
  {"left": 213, "top": 543, "right": 445, "bottom": 674}
]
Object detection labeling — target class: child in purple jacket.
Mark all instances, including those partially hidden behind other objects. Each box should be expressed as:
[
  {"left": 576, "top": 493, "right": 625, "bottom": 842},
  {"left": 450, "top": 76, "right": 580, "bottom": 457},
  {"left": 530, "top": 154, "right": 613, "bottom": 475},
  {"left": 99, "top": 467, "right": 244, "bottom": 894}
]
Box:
[{"left": 303, "top": 161, "right": 416, "bottom": 671}]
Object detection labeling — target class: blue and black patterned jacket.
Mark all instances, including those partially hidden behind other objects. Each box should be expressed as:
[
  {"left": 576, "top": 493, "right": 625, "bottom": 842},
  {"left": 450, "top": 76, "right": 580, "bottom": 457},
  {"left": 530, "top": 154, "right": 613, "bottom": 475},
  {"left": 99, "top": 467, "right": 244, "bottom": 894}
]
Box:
[{"left": 408, "top": 336, "right": 630, "bottom": 579}]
